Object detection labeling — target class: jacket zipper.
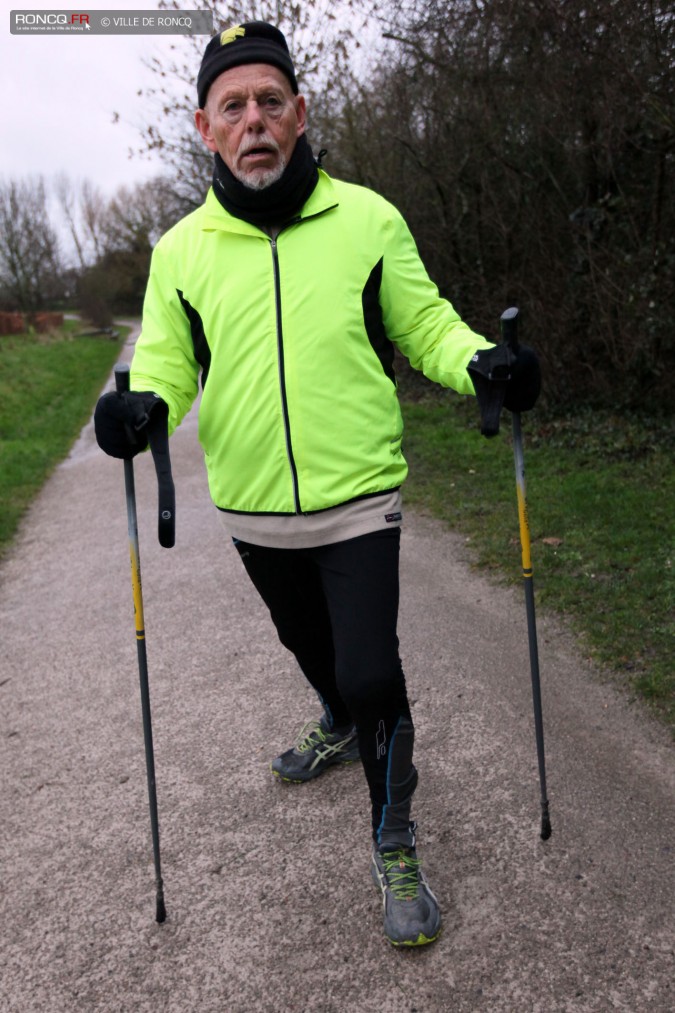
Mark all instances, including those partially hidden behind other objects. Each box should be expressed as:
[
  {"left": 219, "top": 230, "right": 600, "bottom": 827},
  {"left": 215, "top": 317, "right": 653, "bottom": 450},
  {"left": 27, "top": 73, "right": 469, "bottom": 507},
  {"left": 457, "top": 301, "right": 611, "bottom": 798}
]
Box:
[{"left": 270, "top": 235, "right": 302, "bottom": 513}]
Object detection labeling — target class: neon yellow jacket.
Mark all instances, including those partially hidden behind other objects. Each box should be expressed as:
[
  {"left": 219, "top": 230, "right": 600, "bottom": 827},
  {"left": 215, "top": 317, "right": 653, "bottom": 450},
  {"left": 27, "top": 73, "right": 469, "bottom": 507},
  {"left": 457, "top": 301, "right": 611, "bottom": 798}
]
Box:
[{"left": 131, "top": 170, "right": 492, "bottom": 514}]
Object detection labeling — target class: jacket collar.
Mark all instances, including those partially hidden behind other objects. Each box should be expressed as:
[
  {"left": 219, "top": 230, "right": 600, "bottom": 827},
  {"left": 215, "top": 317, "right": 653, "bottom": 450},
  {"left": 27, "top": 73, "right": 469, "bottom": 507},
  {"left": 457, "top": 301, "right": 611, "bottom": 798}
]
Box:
[{"left": 199, "top": 169, "right": 338, "bottom": 235}]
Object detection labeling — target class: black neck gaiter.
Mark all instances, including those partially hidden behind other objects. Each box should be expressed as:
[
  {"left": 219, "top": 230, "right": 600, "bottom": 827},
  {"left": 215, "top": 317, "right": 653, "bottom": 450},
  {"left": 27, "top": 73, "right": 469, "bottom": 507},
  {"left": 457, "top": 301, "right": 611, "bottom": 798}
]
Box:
[{"left": 212, "top": 134, "right": 319, "bottom": 229}]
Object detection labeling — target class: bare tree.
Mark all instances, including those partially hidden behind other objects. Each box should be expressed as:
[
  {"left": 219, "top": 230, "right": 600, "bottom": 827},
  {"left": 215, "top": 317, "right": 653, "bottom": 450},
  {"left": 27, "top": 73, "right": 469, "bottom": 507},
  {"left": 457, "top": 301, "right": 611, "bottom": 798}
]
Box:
[
  {"left": 100, "top": 177, "right": 188, "bottom": 253},
  {"left": 0, "top": 177, "right": 63, "bottom": 312},
  {"left": 79, "top": 181, "right": 109, "bottom": 265},
  {"left": 54, "top": 174, "right": 87, "bottom": 270},
  {"left": 76, "top": 174, "right": 189, "bottom": 325},
  {"left": 53, "top": 175, "right": 111, "bottom": 270}
]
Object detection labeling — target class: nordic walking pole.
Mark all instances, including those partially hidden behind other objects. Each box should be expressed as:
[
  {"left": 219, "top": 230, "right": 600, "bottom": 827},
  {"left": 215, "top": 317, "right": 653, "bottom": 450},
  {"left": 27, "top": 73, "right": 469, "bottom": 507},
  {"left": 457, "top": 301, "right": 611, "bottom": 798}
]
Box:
[
  {"left": 114, "top": 362, "right": 167, "bottom": 921},
  {"left": 500, "top": 308, "right": 552, "bottom": 841}
]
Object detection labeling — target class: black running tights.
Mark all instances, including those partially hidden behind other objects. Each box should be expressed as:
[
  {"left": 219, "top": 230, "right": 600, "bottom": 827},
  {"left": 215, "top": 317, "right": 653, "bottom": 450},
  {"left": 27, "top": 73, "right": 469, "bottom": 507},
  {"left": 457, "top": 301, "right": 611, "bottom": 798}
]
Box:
[{"left": 233, "top": 527, "right": 417, "bottom": 844}]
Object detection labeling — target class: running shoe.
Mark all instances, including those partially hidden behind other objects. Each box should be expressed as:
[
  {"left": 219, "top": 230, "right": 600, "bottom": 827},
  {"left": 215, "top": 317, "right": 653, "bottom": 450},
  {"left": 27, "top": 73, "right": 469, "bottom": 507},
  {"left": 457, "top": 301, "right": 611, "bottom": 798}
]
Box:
[
  {"left": 371, "top": 842, "right": 442, "bottom": 946},
  {"left": 270, "top": 719, "right": 360, "bottom": 783}
]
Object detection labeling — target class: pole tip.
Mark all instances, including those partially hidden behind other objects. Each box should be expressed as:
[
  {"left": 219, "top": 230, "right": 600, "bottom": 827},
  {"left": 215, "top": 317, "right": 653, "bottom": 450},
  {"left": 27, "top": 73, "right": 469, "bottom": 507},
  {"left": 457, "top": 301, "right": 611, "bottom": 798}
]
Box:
[
  {"left": 540, "top": 805, "right": 552, "bottom": 841},
  {"left": 156, "top": 896, "right": 167, "bottom": 923}
]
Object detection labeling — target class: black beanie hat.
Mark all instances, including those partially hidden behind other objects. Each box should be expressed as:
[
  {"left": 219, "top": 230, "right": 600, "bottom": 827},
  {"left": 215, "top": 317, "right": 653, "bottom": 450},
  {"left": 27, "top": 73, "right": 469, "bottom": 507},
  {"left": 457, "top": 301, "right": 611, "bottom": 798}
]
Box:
[{"left": 197, "top": 22, "right": 299, "bottom": 108}]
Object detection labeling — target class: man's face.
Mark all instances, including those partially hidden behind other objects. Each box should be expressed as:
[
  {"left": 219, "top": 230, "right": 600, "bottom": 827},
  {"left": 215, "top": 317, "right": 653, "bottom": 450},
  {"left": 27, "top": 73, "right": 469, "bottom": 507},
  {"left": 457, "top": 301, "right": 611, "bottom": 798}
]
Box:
[{"left": 195, "top": 63, "right": 306, "bottom": 190}]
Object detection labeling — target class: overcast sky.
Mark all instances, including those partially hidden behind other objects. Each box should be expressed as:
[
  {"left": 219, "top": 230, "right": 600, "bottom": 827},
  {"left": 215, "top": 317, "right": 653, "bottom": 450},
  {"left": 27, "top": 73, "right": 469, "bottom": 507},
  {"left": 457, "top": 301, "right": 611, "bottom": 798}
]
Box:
[{"left": 2, "top": 1, "right": 211, "bottom": 195}]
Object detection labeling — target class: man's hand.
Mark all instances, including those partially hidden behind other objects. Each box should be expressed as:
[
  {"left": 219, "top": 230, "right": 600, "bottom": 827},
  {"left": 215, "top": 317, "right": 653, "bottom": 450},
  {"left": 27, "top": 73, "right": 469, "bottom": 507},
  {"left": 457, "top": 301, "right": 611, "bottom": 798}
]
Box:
[
  {"left": 468, "top": 345, "right": 541, "bottom": 412},
  {"left": 467, "top": 344, "right": 541, "bottom": 437},
  {"left": 94, "top": 390, "right": 168, "bottom": 460}
]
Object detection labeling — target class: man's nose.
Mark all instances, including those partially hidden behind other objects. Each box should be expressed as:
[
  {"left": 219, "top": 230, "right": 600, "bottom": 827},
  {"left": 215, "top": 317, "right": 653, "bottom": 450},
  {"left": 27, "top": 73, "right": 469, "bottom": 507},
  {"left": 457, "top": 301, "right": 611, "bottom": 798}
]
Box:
[{"left": 244, "top": 99, "right": 265, "bottom": 129}]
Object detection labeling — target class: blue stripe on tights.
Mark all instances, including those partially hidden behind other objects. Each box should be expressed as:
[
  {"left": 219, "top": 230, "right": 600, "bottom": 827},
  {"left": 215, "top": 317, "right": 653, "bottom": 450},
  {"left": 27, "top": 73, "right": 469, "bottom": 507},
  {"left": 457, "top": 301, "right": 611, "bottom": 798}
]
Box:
[{"left": 376, "top": 716, "right": 402, "bottom": 845}]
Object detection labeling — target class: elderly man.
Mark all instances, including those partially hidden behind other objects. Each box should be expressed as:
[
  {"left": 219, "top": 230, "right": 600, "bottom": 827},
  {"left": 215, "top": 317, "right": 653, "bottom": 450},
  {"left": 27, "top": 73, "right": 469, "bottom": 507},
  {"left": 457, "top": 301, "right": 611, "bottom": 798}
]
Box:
[{"left": 95, "top": 22, "right": 539, "bottom": 947}]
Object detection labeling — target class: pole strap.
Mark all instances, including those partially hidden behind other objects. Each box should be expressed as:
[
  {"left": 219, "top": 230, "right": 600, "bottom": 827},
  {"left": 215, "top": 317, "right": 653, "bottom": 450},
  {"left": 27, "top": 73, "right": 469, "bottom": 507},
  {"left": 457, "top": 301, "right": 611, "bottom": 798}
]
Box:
[{"left": 146, "top": 412, "right": 175, "bottom": 549}]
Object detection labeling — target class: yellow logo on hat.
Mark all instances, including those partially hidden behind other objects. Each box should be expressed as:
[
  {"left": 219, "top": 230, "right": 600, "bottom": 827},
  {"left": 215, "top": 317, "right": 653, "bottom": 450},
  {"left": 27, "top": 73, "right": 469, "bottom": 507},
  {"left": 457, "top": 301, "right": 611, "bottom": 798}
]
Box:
[{"left": 220, "top": 25, "right": 245, "bottom": 46}]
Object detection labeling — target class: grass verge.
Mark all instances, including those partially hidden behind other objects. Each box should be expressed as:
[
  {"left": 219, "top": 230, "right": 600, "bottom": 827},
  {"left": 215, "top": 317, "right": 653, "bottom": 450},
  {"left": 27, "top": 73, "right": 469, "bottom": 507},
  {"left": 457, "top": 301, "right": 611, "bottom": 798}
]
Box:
[
  {"left": 0, "top": 321, "right": 127, "bottom": 557},
  {"left": 400, "top": 379, "right": 674, "bottom": 731}
]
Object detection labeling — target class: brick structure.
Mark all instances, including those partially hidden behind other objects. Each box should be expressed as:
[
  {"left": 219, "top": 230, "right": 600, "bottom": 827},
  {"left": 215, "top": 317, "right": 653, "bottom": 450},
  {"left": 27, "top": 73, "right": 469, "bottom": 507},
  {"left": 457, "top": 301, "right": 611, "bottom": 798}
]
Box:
[
  {"left": 31, "top": 312, "right": 64, "bottom": 333},
  {"left": 0, "top": 312, "right": 26, "bottom": 335}
]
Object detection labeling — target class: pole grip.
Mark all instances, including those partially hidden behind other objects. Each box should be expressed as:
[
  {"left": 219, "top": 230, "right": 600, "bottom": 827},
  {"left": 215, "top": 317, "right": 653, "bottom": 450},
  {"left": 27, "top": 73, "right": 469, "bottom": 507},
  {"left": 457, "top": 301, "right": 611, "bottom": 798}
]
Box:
[
  {"left": 113, "top": 362, "right": 175, "bottom": 548},
  {"left": 500, "top": 306, "right": 520, "bottom": 354},
  {"left": 114, "top": 362, "right": 131, "bottom": 394}
]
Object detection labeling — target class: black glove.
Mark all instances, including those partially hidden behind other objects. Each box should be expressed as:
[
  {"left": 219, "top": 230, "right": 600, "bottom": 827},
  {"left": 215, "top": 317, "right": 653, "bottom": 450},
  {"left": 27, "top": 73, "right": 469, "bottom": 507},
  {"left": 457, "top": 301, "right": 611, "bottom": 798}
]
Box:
[
  {"left": 94, "top": 390, "right": 168, "bottom": 460},
  {"left": 467, "top": 344, "right": 541, "bottom": 437}
]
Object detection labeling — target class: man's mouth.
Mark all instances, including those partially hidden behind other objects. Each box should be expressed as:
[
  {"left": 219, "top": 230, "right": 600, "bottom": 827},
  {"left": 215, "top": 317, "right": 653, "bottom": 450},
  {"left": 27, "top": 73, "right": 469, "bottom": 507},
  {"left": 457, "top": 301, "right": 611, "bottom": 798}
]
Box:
[{"left": 241, "top": 146, "right": 276, "bottom": 160}]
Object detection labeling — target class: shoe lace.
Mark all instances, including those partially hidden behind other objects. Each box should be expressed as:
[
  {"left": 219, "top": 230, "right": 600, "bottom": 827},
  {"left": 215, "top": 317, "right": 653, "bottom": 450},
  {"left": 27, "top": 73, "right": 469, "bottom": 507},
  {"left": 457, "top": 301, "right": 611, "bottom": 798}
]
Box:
[
  {"left": 295, "top": 720, "right": 327, "bottom": 754},
  {"left": 381, "top": 849, "right": 422, "bottom": 901}
]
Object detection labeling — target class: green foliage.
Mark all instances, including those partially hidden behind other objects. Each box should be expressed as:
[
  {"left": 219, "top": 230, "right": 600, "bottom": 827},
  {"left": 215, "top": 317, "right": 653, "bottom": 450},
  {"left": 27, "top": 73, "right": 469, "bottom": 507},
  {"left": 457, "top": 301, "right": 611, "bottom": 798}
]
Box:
[
  {"left": 0, "top": 324, "right": 126, "bottom": 555},
  {"left": 400, "top": 389, "right": 675, "bottom": 729}
]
